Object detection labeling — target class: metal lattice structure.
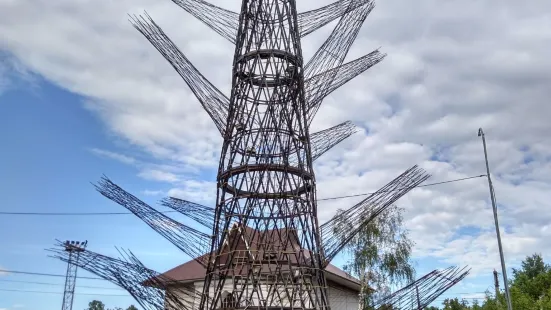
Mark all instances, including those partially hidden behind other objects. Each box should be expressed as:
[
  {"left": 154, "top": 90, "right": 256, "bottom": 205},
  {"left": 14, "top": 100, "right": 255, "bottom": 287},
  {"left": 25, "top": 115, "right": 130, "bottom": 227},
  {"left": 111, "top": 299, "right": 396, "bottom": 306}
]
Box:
[
  {"left": 370, "top": 267, "right": 470, "bottom": 309},
  {"left": 60, "top": 240, "right": 87, "bottom": 310},
  {"left": 50, "top": 0, "right": 471, "bottom": 309},
  {"left": 50, "top": 242, "right": 469, "bottom": 310}
]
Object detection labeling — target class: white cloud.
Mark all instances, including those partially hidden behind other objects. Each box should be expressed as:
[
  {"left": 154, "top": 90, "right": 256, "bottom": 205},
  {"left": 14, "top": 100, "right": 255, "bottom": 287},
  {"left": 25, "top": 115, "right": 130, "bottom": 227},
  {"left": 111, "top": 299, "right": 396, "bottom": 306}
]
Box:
[
  {"left": 142, "top": 189, "right": 165, "bottom": 196},
  {"left": 90, "top": 148, "right": 137, "bottom": 165},
  {"left": 0, "top": 55, "right": 37, "bottom": 95},
  {"left": 138, "top": 169, "right": 179, "bottom": 183},
  {"left": 1, "top": 0, "right": 550, "bottom": 293},
  {"left": 0, "top": 59, "right": 9, "bottom": 94},
  {"left": 167, "top": 179, "right": 217, "bottom": 205}
]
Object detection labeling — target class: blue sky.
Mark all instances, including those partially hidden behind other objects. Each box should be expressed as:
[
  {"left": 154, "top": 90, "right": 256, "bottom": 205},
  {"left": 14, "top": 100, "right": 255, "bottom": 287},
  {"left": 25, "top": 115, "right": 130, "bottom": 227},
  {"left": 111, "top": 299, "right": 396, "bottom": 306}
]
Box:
[
  {"left": 1, "top": 0, "right": 551, "bottom": 309},
  {"left": 0, "top": 74, "right": 509, "bottom": 309},
  {"left": 0, "top": 76, "right": 203, "bottom": 309}
]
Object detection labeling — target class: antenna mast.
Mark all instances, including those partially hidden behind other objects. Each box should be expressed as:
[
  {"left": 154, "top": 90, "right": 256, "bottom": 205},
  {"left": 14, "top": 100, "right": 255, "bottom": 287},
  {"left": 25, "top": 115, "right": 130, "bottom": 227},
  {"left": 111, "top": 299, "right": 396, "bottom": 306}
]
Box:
[{"left": 61, "top": 240, "right": 87, "bottom": 310}]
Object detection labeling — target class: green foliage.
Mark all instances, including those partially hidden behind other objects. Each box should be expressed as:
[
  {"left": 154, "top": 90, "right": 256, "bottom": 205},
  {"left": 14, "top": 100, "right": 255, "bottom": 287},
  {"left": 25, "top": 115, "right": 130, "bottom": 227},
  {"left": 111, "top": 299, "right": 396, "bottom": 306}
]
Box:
[
  {"left": 511, "top": 253, "right": 551, "bottom": 301},
  {"left": 86, "top": 300, "right": 105, "bottom": 310},
  {"left": 426, "top": 253, "right": 551, "bottom": 310},
  {"left": 442, "top": 298, "right": 470, "bottom": 310},
  {"left": 335, "top": 204, "right": 415, "bottom": 307},
  {"left": 85, "top": 301, "right": 138, "bottom": 310}
]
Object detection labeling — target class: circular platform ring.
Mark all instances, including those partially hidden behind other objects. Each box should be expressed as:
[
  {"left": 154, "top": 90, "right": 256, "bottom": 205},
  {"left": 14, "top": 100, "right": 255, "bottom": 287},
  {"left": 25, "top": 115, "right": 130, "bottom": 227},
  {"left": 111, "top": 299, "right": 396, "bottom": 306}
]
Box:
[
  {"left": 219, "top": 164, "right": 313, "bottom": 199},
  {"left": 234, "top": 49, "right": 301, "bottom": 88},
  {"left": 236, "top": 49, "right": 301, "bottom": 66}
]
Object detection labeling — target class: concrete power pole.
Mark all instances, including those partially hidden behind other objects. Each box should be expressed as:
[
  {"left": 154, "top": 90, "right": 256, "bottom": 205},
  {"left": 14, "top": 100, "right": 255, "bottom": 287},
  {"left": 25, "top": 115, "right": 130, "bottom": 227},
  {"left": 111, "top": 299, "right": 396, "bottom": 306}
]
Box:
[
  {"left": 494, "top": 269, "right": 501, "bottom": 307},
  {"left": 478, "top": 128, "right": 513, "bottom": 310}
]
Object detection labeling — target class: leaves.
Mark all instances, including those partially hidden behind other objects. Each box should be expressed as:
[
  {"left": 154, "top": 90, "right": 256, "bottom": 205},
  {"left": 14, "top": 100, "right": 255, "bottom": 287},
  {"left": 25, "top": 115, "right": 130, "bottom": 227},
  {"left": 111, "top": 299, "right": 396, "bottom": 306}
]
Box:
[
  {"left": 86, "top": 300, "right": 105, "bottom": 310},
  {"left": 426, "top": 253, "right": 551, "bottom": 309},
  {"left": 335, "top": 204, "right": 415, "bottom": 306},
  {"left": 85, "top": 301, "right": 139, "bottom": 310}
]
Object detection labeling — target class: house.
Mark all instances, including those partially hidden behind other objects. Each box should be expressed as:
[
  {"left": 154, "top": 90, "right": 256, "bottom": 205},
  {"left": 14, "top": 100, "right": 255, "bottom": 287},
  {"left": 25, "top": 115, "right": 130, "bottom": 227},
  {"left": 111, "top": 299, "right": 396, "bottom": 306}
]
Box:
[{"left": 155, "top": 224, "right": 364, "bottom": 310}]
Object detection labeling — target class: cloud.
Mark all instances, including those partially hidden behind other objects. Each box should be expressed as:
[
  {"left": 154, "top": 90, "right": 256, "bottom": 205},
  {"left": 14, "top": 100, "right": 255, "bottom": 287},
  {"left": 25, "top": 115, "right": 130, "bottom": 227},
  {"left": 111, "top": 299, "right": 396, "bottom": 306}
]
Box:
[
  {"left": 1, "top": 0, "right": 550, "bottom": 292},
  {"left": 138, "top": 169, "right": 179, "bottom": 183},
  {"left": 0, "top": 264, "right": 9, "bottom": 277},
  {"left": 142, "top": 189, "right": 165, "bottom": 196},
  {"left": 90, "top": 148, "right": 138, "bottom": 165},
  {"left": 0, "top": 54, "right": 37, "bottom": 95},
  {"left": 167, "top": 179, "right": 216, "bottom": 205}
]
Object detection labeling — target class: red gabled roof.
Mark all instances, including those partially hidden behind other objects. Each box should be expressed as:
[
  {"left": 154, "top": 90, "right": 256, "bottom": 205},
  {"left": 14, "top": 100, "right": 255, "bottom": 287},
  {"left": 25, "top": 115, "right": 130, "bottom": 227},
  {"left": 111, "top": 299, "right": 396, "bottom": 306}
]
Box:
[{"left": 155, "top": 224, "right": 361, "bottom": 290}]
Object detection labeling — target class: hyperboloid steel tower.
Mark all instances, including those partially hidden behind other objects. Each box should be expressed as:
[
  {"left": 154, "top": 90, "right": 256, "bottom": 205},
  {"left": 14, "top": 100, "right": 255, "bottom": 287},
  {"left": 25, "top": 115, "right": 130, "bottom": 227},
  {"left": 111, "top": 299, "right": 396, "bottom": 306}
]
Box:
[
  {"left": 49, "top": 1, "right": 471, "bottom": 310},
  {"left": 205, "top": 2, "right": 328, "bottom": 309}
]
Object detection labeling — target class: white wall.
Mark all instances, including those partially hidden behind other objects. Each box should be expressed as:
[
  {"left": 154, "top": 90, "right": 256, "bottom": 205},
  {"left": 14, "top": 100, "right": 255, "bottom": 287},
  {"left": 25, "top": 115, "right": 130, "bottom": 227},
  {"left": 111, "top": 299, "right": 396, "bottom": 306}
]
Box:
[
  {"left": 166, "top": 280, "right": 359, "bottom": 310},
  {"left": 327, "top": 285, "right": 360, "bottom": 310}
]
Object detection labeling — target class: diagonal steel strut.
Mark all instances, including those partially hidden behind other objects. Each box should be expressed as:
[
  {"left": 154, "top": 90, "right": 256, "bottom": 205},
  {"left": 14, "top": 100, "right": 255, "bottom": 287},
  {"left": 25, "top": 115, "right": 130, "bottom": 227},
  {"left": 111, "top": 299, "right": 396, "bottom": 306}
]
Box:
[
  {"left": 49, "top": 242, "right": 205, "bottom": 310},
  {"left": 95, "top": 176, "right": 211, "bottom": 266},
  {"left": 320, "top": 166, "right": 430, "bottom": 265},
  {"left": 130, "top": 13, "right": 229, "bottom": 135}
]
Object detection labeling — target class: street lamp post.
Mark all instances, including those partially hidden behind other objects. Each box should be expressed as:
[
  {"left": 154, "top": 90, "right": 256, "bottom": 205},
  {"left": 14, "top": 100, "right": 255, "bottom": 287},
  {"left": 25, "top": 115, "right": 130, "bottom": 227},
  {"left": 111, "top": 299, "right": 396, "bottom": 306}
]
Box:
[{"left": 478, "top": 128, "right": 513, "bottom": 310}]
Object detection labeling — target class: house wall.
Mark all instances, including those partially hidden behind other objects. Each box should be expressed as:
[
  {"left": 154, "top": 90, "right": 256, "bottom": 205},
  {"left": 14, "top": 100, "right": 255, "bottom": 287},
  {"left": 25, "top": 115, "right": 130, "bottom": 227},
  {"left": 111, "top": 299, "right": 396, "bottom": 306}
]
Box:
[
  {"left": 327, "top": 285, "right": 360, "bottom": 310},
  {"left": 166, "top": 280, "right": 358, "bottom": 310}
]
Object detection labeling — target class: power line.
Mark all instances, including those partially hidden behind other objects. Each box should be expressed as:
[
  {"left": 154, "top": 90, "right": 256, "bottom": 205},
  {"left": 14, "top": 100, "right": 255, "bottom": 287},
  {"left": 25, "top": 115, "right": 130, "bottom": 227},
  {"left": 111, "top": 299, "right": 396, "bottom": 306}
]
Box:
[
  {"left": 317, "top": 175, "right": 486, "bottom": 201},
  {"left": 0, "top": 279, "right": 124, "bottom": 290},
  {"left": 0, "top": 210, "right": 179, "bottom": 216},
  {"left": 0, "top": 288, "right": 127, "bottom": 297},
  {"left": 0, "top": 175, "right": 486, "bottom": 216},
  {"left": 0, "top": 269, "right": 105, "bottom": 280}
]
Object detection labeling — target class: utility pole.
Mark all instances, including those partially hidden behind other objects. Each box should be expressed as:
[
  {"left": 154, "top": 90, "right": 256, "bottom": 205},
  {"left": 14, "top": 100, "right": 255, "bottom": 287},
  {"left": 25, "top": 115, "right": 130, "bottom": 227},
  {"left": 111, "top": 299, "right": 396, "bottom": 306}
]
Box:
[
  {"left": 494, "top": 269, "right": 501, "bottom": 307},
  {"left": 61, "top": 240, "right": 87, "bottom": 310},
  {"left": 478, "top": 128, "right": 513, "bottom": 310}
]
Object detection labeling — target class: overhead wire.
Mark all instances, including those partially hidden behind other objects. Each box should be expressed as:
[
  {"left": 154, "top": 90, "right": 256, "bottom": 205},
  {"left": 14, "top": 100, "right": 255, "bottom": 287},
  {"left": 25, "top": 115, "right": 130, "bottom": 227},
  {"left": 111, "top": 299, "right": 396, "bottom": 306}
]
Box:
[
  {"left": 0, "top": 278, "right": 124, "bottom": 290},
  {"left": 0, "top": 174, "right": 486, "bottom": 216},
  {"left": 0, "top": 288, "right": 128, "bottom": 297},
  {"left": 0, "top": 269, "right": 105, "bottom": 280}
]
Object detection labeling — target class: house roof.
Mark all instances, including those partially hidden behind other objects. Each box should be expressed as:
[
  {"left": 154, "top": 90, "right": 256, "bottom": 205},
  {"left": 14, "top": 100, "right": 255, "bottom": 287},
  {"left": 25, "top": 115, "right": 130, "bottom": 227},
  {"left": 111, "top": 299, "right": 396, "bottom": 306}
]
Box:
[
  {"left": 156, "top": 224, "right": 362, "bottom": 291},
  {"left": 159, "top": 255, "right": 361, "bottom": 291}
]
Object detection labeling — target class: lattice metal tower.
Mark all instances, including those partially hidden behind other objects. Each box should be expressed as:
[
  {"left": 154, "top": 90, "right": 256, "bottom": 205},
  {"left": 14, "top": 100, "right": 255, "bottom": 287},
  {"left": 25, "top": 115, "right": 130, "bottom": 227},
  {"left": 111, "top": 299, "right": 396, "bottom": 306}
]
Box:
[
  {"left": 203, "top": 2, "right": 329, "bottom": 310},
  {"left": 61, "top": 240, "right": 87, "bottom": 310},
  {"left": 47, "top": 1, "right": 473, "bottom": 310}
]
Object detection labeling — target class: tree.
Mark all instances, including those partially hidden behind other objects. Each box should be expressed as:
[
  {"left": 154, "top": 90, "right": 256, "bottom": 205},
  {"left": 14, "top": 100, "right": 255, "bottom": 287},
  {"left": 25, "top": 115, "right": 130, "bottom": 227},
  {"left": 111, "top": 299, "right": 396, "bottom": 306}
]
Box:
[
  {"left": 511, "top": 253, "right": 551, "bottom": 301},
  {"left": 422, "top": 254, "right": 551, "bottom": 310},
  {"left": 335, "top": 204, "right": 415, "bottom": 308},
  {"left": 85, "top": 301, "right": 138, "bottom": 310},
  {"left": 86, "top": 300, "right": 105, "bottom": 310},
  {"left": 442, "top": 298, "right": 470, "bottom": 310}
]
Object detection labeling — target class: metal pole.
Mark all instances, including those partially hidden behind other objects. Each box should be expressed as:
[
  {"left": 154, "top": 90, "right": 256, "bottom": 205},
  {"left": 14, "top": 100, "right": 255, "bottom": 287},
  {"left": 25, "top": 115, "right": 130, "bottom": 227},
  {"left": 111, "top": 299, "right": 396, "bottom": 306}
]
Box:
[{"left": 478, "top": 128, "right": 513, "bottom": 310}]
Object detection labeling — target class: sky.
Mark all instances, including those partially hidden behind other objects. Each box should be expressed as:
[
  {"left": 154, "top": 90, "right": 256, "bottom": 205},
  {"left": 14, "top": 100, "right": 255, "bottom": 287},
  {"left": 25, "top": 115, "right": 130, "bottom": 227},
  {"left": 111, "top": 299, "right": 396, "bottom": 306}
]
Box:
[{"left": 0, "top": 0, "right": 550, "bottom": 309}]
